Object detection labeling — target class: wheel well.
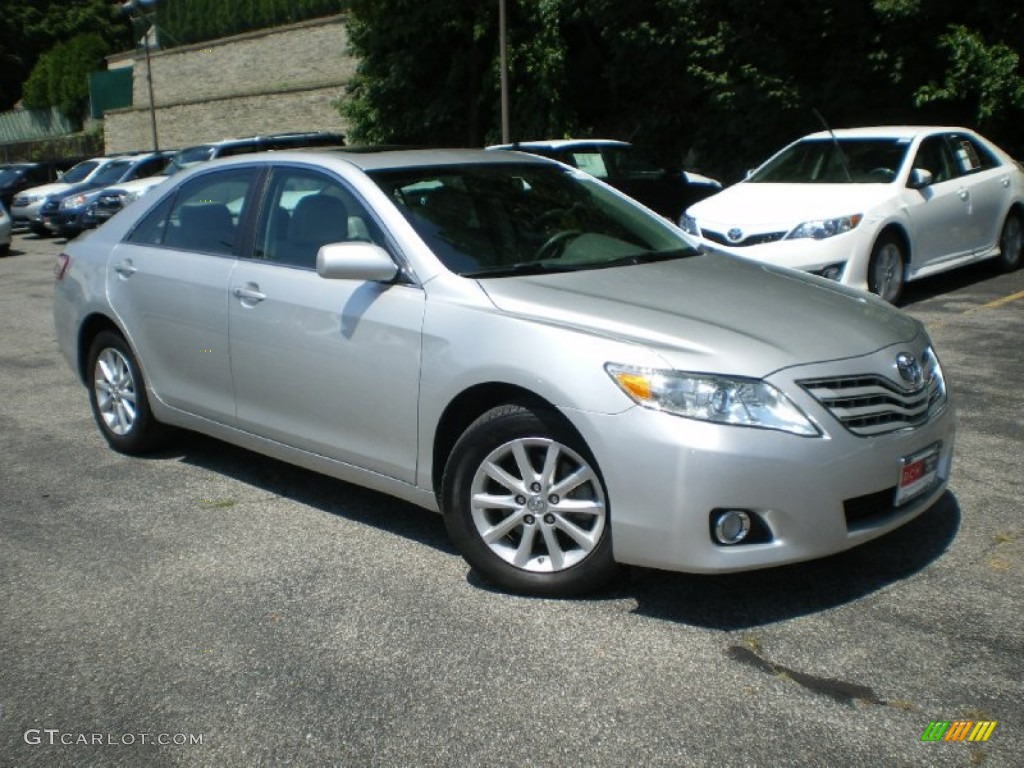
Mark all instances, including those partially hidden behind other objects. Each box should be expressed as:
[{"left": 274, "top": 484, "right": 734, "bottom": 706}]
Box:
[
  {"left": 1006, "top": 202, "right": 1024, "bottom": 225},
  {"left": 76, "top": 314, "right": 122, "bottom": 384},
  {"left": 875, "top": 224, "right": 912, "bottom": 266},
  {"left": 432, "top": 384, "right": 568, "bottom": 500}
]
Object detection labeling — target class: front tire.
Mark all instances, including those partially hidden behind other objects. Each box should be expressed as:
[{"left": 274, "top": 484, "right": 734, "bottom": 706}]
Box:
[
  {"left": 998, "top": 212, "right": 1022, "bottom": 271},
  {"left": 442, "top": 405, "right": 616, "bottom": 597},
  {"left": 868, "top": 234, "right": 906, "bottom": 304},
  {"left": 87, "top": 330, "right": 165, "bottom": 455}
]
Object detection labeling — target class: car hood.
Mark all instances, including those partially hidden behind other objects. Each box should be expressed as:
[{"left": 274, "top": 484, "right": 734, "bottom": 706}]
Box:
[
  {"left": 18, "top": 181, "right": 73, "bottom": 199},
  {"left": 478, "top": 252, "right": 920, "bottom": 376},
  {"left": 688, "top": 182, "right": 894, "bottom": 229},
  {"left": 103, "top": 176, "right": 170, "bottom": 195}
]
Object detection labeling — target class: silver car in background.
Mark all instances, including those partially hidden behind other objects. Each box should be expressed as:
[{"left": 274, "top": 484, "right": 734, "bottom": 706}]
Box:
[{"left": 53, "top": 149, "right": 955, "bottom": 596}]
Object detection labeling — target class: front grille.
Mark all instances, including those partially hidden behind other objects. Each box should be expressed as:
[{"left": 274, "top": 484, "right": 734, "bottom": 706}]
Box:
[
  {"left": 702, "top": 229, "right": 786, "bottom": 247},
  {"left": 800, "top": 347, "right": 946, "bottom": 436},
  {"left": 41, "top": 201, "right": 59, "bottom": 215}
]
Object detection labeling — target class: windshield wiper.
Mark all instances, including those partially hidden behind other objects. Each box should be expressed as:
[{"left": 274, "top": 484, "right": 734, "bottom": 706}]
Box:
[
  {"left": 461, "top": 261, "right": 581, "bottom": 278},
  {"left": 598, "top": 248, "right": 696, "bottom": 268}
]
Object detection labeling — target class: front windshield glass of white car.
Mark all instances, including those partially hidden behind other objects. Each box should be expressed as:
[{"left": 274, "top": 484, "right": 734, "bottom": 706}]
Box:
[
  {"left": 370, "top": 163, "right": 695, "bottom": 277},
  {"left": 749, "top": 138, "right": 910, "bottom": 184},
  {"left": 89, "top": 160, "right": 132, "bottom": 186}
]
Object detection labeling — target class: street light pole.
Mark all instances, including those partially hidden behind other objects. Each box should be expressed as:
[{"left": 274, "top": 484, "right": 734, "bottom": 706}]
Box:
[
  {"left": 499, "top": 0, "right": 509, "bottom": 144},
  {"left": 122, "top": 0, "right": 159, "bottom": 151}
]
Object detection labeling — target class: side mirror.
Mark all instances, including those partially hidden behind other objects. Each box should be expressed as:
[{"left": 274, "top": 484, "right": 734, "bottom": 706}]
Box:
[
  {"left": 56, "top": 170, "right": 65, "bottom": 180},
  {"left": 317, "top": 242, "right": 399, "bottom": 282},
  {"left": 906, "top": 168, "right": 933, "bottom": 190}
]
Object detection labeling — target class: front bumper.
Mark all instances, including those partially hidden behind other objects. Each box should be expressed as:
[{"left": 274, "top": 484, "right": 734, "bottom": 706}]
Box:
[
  {"left": 565, "top": 339, "right": 955, "bottom": 573},
  {"left": 695, "top": 225, "right": 875, "bottom": 293}
]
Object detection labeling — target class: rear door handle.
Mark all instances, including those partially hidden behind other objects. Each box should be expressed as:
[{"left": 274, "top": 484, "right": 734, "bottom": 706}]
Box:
[
  {"left": 113, "top": 260, "right": 137, "bottom": 277},
  {"left": 958, "top": 189, "right": 970, "bottom": 201},
  {"left": 233, "top": 284, "right": 266, "bottom": 304}
]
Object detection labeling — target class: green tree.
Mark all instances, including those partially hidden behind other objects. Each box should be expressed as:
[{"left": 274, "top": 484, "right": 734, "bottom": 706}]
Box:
[
  {"left": 0, "top": 0, "right": 131, "bottom": 111},
  {"left": 21, "top": 32, "right": 112, "bottom": 121},
  {"left": 342, "top": 0, "right": 1024, "bottom": 180}
]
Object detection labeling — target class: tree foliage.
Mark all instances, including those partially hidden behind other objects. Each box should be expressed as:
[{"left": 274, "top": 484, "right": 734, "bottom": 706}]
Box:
[
  {"left": 22, "top": 33, "right": 113, "bottom": 120},
  {"left": 156, "top": 0, "right": 346, "bottom": 47},
  {"left": 343, "top": 0, "right": 1024, "bottom": 181},
  {"left": 0, "top": 0, "right": 131, "bottom": 112}
]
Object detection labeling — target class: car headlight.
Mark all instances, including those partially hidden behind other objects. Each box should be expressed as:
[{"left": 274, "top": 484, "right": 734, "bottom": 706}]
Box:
[
  {"left": 606, "top": 364, "right": 819, "bottom": 436},
  {"left": 121, "top": 190, "right": 141, "bottom": 205},
  {"left": 60, "top": 194, "right": 89, "bottom": 210},
  {"left": 787, "top": 214, "right": 862, "bottom": 240},
  {"left": 679, "top": 214, "right": 699, "bottom": 236}
]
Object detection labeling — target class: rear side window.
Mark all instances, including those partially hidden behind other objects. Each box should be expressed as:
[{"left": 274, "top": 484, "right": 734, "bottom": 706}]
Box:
[{"left": 127, "top": 167, "right": 258, "bottom": 255}]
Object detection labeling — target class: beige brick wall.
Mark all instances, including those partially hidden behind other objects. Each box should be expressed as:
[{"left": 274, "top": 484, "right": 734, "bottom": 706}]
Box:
[{"left": 105, "top": 15, "right": 354, "bottom": 153}]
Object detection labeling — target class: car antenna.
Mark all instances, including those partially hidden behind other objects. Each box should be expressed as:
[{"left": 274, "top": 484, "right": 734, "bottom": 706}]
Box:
[{"left": 812, "top": 108, "right": 853, "bottom": 182}]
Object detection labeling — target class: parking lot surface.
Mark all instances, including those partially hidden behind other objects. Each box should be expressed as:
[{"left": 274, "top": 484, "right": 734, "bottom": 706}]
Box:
[{"left": 2, "top": 231, "right": 1022, "bottom": 767}]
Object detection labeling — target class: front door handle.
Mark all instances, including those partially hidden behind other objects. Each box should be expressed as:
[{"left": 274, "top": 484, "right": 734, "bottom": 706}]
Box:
[
  {"left": 958, "top": 189, "right": 970, "bottom": 201},
  {"left": 233, "top": 284, "right": 266, "bottom": 304}
]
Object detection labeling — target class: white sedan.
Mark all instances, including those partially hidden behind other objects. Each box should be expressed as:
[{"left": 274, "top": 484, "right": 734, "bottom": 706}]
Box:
[{"left": 681, "top": 126, "right": 1024, "bottom": 302}]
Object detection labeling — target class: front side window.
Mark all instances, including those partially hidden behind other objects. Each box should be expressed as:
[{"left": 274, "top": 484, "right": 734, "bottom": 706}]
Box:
[
  {"left": 911, "top": 136, "right": 956, "bottom": 184},
  {"left": 371, "top": 162, "right": 694, "bottom": 277},
  {"left": 128, "top": 167, "right": 257, "bottom": 255},
  {"left": 251, "top": 167, "right": 385, "bottom": 268}
]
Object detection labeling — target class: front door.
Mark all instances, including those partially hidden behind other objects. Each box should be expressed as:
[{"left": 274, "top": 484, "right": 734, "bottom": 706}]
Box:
[{"left": 228, "top": 166, "right": 425, "bottom": 482}]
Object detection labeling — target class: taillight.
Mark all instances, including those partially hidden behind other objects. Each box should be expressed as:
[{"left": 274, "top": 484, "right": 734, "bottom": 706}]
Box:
[{"left": 54, "top": 252, "right": 70, "bottom": 280}]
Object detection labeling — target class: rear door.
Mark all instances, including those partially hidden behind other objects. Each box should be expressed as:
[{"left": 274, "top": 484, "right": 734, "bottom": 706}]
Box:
[
  {"left": 106, "top": 167, "right": 260, "bottom": 422},
  {"left": 946, "top": 132, "right": 1013, "bottom": 255}
]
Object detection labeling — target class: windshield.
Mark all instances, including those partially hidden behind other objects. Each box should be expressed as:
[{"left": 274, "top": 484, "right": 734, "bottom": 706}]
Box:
[
  {"left": 370, "top": 163, "right": 695, "bottom": 276},
  {"left": 0, "top": 168, "right": 24, "bottom": 185},
  {"left": 62, "top": 160, "right": 101, "bottom": 183},
  {"left": 90, "top": 160, "right": 132, "bottom": 185},
  {"left": 749, "top": 138, "right": 911, "bottom": 183},
  {"left": 166, "top": 145, "right": 216, "bottom": 174}
]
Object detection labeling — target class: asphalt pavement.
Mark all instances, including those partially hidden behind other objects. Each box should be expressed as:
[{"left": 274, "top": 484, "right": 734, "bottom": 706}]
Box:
[{"left": 2, "top": 231, "right": 1022, "bottom": 767}]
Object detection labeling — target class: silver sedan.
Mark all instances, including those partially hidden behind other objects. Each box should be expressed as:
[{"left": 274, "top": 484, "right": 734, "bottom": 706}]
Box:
[{"left": 52, "top": 149, "right": 955, "bottom": 596}]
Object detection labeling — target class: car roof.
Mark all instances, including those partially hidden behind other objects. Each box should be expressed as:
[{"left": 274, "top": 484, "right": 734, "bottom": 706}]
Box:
[
  {"left": 487, "top": 139, "right": 631, "bottom": 151},
  {"left": 799, "top": 125, "right": 974, "bottom": 141},
  {"left": 216, "top": 147, "right": 556, "bottom": 173}
]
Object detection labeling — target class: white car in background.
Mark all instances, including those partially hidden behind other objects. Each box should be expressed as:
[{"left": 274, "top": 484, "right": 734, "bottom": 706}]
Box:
[
  {"left": 0, "top": 202, "right": 11, "bottom": 254},
  {"left": 681, "top": 126, "right": 1024, "bottom": 303}
]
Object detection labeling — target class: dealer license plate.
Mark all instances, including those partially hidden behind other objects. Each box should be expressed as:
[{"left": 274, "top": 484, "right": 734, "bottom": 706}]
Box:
[{"left": 895, "top": 442, "right": 941, "bottom": 506}]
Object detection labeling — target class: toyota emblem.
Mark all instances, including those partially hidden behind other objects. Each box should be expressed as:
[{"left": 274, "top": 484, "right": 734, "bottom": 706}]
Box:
[{"left": 726, "top": 228, "right": 744, "bottom": 242}]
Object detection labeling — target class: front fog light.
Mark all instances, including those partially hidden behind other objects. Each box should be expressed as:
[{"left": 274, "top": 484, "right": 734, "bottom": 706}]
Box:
[
  {"left": 817, "top": 262, "right": 846, "bottom": 281},
  {"left": 712, "top": 509, "right": 751, "bottom": 545}
]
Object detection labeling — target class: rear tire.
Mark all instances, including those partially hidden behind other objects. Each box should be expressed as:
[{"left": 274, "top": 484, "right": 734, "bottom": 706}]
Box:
[
  {"left": 868, "top": 234, "right": 906, "bottom": 304},
  {"left": 998, "top": 212, "right": 1022, "bottom": 271},
  {"left": 442, "top": 404, "right": 617, "bottom": 597},
  {"left": 87, "top": 330, "right": 166, "bottom": 455}
]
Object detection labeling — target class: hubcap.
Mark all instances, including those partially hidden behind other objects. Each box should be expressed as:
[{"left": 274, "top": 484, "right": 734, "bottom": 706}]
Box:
[
  {"left": 94, "top": 348, "right": 137, "bottom": 436},
  {"left": 872, "top": 244, "right": 902, "bottom": 301},
  {"left": 1003, "top": 217, "right": 1022, "bottom": 264},
  {"left": 469, "top": 437, "right": 606, "bottom": 573}
]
